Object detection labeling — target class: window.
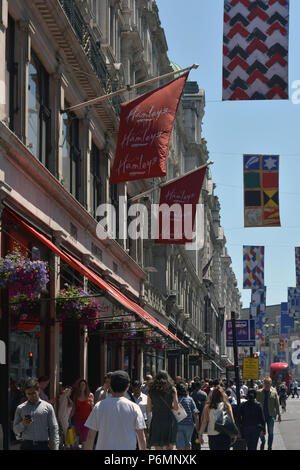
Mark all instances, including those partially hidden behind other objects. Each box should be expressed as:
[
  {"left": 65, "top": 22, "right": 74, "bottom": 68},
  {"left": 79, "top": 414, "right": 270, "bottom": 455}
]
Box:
[
  {"left": 109, "top": 6, "right": 115, "bottom": 51},
  {"left": 28, "top": 52, "right": 51, "bottom": 166},
  {"left": 110, "top": 183, "right": 119, "bottom": 242},
  {"left": 62, "top": 109, "right": 81, "bottom": 201},
  {"left": 5, "top": 15, "right": 16, "bottom": 131},
  {"left": 90, "top": 142, "right": 102, "bottom": 218}
]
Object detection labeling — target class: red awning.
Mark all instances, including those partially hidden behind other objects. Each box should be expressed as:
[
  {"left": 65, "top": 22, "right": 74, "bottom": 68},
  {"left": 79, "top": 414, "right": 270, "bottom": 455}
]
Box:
[{"left": 4, "top": 207, "right": 187, "bottom": 348}]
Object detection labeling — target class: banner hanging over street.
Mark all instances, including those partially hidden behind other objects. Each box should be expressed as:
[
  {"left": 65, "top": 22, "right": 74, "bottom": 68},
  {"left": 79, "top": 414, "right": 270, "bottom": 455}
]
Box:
[
  {"left": 155, "top": 165, "right": 207, "bottom": 244},
  {"left": 243, "top": 154, "right": 280, "bottom": 227},
  {"left": 223, "top": 0, "right": 289, "bottom": 101},
  {"left": 243, "top": 245, "right": 264, "bottom": 289},
  {"left": 250, "top": 286, "right": 267, "bottom": 316},
  {"left": 110, "top": 72, "right": 189, "bottom": 183}
]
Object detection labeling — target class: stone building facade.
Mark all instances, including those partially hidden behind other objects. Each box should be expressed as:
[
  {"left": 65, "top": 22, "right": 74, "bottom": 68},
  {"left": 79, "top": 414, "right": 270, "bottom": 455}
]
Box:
[{"left": 0, "top": 0, "right": 240, "bottom": 420}]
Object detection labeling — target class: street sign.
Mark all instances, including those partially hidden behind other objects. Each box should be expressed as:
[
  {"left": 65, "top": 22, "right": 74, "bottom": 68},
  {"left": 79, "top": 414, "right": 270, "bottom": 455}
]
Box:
[
  {"left": 243, "top": 357, "right": 259, "bottom": 380},
  {"left": 226, "top": 319, "right": 256, "bottom": 347},
  {"left": 188, "top": 354, "right": 201, "bottom": 366}
]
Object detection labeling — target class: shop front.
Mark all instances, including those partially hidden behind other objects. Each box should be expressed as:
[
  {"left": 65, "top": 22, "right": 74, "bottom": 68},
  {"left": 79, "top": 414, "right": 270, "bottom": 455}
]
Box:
[{"left": 0, "top": 205, "right": 187, "bottom": 448}]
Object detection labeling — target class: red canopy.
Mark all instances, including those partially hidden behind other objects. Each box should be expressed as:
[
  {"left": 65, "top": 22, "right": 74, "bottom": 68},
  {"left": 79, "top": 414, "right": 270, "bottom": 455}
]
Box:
[{"left": 4, "top": 207, "right": 187, "bottom": 347}]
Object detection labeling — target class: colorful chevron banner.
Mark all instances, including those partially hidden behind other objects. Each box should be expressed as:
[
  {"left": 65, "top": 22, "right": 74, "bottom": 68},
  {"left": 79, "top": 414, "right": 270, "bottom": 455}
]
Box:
[
  {"left": 244, "top": 154, "right": 280, "bottom": 227},
  {"left": 243, "top": 245, "right": 264, "bottom": 289},
  {"left": 295, "top": 247, "right": 300, "bottom": 288},
  {"left": 223, "top": 0, "right": 289, "bottom": 101}
]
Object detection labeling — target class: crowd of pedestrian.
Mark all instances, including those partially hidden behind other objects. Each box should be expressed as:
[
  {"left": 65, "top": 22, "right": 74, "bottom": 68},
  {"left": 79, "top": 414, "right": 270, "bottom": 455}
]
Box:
[{"left": 9, "top": 371, "right": 293, "bottom": 451}]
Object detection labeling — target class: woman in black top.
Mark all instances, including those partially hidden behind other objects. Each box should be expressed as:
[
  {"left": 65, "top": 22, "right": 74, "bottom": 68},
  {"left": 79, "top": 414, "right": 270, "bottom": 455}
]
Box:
[
  {"left": 239, "top": 388, "right": 266, "bottom": 450},
  {"left": 147, "top": 371, "right": 179, "bottom": 449}
]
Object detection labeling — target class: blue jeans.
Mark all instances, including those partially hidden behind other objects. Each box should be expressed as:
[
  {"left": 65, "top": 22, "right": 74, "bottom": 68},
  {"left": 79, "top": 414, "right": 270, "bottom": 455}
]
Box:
[
  {"left": 177, "top": 423, "right": 195, "bottom": 448},
  {"left": 260, "top": 416, "right": 275, "bottom": 450}
]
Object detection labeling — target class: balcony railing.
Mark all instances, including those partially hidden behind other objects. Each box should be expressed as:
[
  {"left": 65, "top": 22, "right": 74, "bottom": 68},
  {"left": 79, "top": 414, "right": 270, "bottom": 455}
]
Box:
[{"left": 59, "top": 0, "right": 122, "bottom": 115}]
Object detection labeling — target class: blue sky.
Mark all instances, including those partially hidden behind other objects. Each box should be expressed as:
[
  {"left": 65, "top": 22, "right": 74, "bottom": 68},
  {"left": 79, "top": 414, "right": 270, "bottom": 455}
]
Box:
[{"left": 156, "top": 0, "right": 300, "bottom": 308}]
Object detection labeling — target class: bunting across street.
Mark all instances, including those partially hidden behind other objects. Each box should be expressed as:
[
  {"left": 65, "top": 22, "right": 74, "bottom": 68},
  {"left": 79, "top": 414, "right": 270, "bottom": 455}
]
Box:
[
  {"left": 109, "top": 72, "right": 189, "bottom": 184},
  {"left": 223, "top": 0, "right": 289, "bottom": 101},
  {"left": 243, "top": 154, "right": 280, "bottom": 227},
  {"left": 243, "top": 245, "right": 265, "bottom": 289}
]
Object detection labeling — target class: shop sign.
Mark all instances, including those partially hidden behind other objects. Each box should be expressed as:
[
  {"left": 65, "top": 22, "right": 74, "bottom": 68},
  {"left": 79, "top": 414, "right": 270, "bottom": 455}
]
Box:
[
  {"left": 189, "top": 354, "right": 201, "bottom": 366},
  {"left": 226, "top": 319, "right": 256, "bottom": 347},
  {"left": 167, "top": 349, "right": 181, "bottom": 357},
  {"left": 242, "top": 357, "right": 259, "bottom": 380}
]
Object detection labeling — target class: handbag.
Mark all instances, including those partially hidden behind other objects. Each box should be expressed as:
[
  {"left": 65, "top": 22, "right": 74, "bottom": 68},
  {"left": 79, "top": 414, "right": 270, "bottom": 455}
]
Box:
[
  {"left": 214, "top": 405, "right": 239, "bottom": 438},
  {"left": 159, "top": 394, "right": 187, "bottom": 423},
  {"left": 65, "top": 425, "right": 77, "bottom": 446},
  {"left": 172, "top": 402, "right": 188, "bottom": 423}
]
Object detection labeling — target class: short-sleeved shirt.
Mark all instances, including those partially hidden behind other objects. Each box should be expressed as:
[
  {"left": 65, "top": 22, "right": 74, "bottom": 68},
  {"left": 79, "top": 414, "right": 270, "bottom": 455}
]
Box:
[
  {"left": 177, "top": 395, "right": 199, "bottom": 426},
  {"left": 85, "top": 396, "right": 145, "bottom": 450}
]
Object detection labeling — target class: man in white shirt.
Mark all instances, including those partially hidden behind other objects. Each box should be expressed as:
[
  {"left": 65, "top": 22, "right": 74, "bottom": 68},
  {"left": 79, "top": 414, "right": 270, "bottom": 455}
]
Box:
[{"left": 84, "top": 371, "right": 146, "bottom": 450}]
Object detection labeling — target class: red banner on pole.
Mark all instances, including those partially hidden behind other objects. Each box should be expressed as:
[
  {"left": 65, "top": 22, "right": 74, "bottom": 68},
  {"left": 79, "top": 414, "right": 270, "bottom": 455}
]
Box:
[
  {"left": 109, "top": 73, "right": 189, "bottom": 184},
  {"left": 155, "top": 166, "right": 207, "bottom": 244}
]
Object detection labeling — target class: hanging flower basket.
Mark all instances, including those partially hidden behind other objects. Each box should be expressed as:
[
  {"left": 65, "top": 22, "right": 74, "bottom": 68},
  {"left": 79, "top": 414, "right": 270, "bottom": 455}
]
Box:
[
  {"left": 0, "top": 248, "right": 49, "bottom": 320},
  {"left": 56, "top": 284, "right": 101, "bottom": 329}
]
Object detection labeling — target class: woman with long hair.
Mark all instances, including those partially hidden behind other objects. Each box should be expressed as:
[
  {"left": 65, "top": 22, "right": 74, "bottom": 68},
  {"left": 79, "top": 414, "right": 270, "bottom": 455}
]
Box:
[
  {"left": 147, "top": 371, "right": 179, "bottom": 450},
  {"left": 70, "top": 379, "right": 94, "bottom": 446},
  {"left": 198, "top": 385, "right": 235, "bottom": 450}
]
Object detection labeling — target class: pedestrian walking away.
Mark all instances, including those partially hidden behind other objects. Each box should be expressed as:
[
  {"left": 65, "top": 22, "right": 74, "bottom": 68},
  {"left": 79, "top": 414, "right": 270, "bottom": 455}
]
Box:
[
  {"left": 190, "top": 381, "right": 207, "bottom": 450},
  {"left": 13, "top": 378, "right": 60, "bottom": 450},
  {"left": 147, "top": 370, "right": 178, "bottom": 450},
  {"left": 198, "top": 385, "right": 236, "bottom": 451},
  {"left": 291, "top": 379, "right": 299, "bottom": 398},
  {"left": 278, "top": 382, "right": 288, "bottom": 413},
  {"left": 84, "top": 371, "right": 146, "bottom": 450},
  {"left": 256, "top": 377, "right": 281, "bottom": 451},
  {"left": 175, "top": 382, "right": 199, "bottom": 450},
  {"left": 239, "top": 388, "right": 266, "bottom": 451}
]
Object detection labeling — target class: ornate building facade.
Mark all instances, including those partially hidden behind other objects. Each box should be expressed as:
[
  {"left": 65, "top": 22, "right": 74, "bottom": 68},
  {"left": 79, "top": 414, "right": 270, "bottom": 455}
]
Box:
[{"left": 0, "top": 2, "right": 240, "bottom": 440}]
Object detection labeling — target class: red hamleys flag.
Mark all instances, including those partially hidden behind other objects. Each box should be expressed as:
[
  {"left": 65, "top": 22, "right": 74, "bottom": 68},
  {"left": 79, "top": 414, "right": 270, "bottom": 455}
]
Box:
[
  {"left": 156, "top": 166, "right": 207, "bottom": 244},
  {"left": 109, "top": 73, "right": 189, "bottom": 184}
]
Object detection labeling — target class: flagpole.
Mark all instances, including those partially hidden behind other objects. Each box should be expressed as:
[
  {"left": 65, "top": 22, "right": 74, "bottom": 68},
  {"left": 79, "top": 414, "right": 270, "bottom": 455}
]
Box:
[
  {"left": 61, "top": 64, "right": 199, "bottom": 113},
  {"left": 128, "top": 161, "right": 214, "bottom": 203}
]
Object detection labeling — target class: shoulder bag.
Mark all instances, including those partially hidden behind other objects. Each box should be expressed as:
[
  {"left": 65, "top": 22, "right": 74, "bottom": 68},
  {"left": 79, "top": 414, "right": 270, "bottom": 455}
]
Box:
[
  {"left": 214, "top": 404, "right": 239, "bottom": 438},
  {"left": 159, "top": 394, "right": 187, "bottom": 423}
]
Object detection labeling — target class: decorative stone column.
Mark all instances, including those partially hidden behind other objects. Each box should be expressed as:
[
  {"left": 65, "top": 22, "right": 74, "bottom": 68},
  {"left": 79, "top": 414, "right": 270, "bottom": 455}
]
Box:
[
  {"left": 48, "top": 230, "right": 65, "bottom": 402},
  {"left": 0, "top": 0, "right": 8, "bottom": 123},
  {"left": 49, "top": 67, "right": 68, "bottom": 180},
  {"left": 14, "top": 19, "right": 35, "bottom": 144}
]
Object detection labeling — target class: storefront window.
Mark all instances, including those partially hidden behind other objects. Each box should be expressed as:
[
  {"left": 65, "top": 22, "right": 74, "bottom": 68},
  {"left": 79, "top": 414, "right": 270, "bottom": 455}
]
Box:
[
  {"left": 156, "top": 350, "right": 165, "bottom": 373},
  {"left": 107, "top": 343, "right": 112, "bottom": 372}
]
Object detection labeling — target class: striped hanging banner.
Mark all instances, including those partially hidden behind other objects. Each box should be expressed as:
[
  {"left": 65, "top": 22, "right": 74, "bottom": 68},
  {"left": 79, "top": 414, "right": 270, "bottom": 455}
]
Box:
[
  {"left": 223, "top": 0, "right": 289, "bottom": 101},
  {"left": 295, "top": 247, "right": 300, "bottom": 288},
  {"left": 250, "top": 286, "right": 266, "bottom": 316},
  {"left": 243, "top": 245, "right": 264, "bottom": 289},
  {"left": 287, "top": 287, "right": 300, "bottom": 316}
]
